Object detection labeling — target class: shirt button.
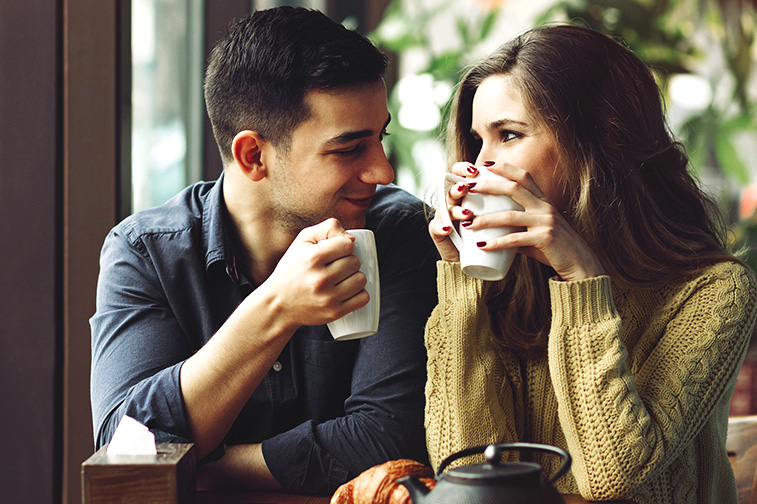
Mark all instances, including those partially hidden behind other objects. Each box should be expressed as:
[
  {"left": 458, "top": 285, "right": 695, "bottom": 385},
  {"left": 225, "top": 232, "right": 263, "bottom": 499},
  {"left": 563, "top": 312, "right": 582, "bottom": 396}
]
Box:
[{"left": 272, "top": 361, "right": 283, "bottom": 372}]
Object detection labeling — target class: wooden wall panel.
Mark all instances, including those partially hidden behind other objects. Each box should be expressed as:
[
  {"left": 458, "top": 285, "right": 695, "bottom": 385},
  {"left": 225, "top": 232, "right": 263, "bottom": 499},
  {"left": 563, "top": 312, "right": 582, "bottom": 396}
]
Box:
[{"left": 0, "top": 0, "right": 61, "bottom": 502}]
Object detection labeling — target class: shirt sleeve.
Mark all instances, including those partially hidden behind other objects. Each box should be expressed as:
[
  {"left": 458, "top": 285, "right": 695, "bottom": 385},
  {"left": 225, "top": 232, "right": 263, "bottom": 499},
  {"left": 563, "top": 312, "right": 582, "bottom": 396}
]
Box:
[
  {"left": 261, "top": 203, "right": 439, "bottom": 494},
  {"left": 90, "top": 227, "right": 193, "bottom": 449},
  {"left": 547, "top": 265, "right": 757, "bottom": 501}
]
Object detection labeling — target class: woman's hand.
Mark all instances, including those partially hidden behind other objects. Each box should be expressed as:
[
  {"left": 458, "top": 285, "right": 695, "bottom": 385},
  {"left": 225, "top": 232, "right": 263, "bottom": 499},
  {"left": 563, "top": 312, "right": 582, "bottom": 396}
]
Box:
[
  {"left": 432, "top": 161, "right": 604, "bottom": 281},
  {"left": 429, "top": 162, "right": 480, "bottom": 263},
  {"left": 468, "top": 162, "right": 604, "bottom": 281}
]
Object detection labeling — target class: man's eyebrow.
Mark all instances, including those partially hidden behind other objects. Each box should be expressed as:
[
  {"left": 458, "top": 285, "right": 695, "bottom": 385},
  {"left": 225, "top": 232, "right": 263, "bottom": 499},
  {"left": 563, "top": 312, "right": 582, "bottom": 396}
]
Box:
[
  {"left": 470, "top": 117, "right": 528, "bottom": 136},
  {"left": 323, "top": 114, "right": 392, "bottom": 148}
]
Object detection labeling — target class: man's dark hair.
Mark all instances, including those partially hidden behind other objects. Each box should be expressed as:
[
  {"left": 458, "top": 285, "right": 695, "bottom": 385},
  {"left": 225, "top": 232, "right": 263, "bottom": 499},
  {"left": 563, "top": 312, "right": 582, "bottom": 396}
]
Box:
[{"left": 204, "top": 6, "right": 388, "bottom": 163}]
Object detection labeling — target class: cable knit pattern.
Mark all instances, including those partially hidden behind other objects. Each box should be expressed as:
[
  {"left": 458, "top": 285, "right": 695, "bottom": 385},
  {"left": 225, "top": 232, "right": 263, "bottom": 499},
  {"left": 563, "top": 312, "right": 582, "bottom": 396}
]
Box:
[{"left": 425, "top": 260, "right": 757, "bottom": 503}]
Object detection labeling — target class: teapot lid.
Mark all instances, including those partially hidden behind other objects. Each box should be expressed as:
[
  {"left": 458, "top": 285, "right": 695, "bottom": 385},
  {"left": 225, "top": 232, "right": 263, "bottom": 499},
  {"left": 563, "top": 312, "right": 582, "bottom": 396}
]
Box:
[
  {"left": 437, "top": 443, "right": 572, "bottom": 486},
  {"left": 443, "top": 445, "right": 542, "bottom": 483},
  {"left": 445, "top": 461, "right": 542, "bottom": 483}
]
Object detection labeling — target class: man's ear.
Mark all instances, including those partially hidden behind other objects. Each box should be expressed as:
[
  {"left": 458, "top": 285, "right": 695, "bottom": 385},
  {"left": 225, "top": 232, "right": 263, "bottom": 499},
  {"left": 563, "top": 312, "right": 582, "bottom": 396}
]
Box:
[{"left": 231, "top": 130, "right": 270, "bottom": 182}]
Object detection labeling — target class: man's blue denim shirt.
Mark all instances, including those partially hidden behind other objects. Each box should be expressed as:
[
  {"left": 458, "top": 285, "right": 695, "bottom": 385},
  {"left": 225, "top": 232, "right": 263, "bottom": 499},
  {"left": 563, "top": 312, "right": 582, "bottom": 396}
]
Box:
[{"left": 90, "top": 175, "right": 438, "bottom": 494}]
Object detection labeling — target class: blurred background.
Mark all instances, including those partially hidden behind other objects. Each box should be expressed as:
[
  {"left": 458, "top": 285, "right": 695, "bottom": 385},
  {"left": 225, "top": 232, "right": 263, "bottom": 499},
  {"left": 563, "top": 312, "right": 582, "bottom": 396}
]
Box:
[
  {"left": 2, "top": 0, "right": 756, "bottom": 502},
  {"left": 131, "top": 0, "right": 757, "bottom": 267},
  {"left": 131, "top": 0, "right": 757, "bottom": 421}
]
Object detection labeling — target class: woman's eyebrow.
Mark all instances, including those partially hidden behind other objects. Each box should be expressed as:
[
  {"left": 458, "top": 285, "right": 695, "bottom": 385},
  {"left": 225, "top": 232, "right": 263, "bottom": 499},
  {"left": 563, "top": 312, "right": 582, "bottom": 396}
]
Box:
[
  {"left": 470, "top": 117, "right": 528, "bottom": 136},
  {"left": 487, "top": 118, "right": 528, "bottom": 130}
]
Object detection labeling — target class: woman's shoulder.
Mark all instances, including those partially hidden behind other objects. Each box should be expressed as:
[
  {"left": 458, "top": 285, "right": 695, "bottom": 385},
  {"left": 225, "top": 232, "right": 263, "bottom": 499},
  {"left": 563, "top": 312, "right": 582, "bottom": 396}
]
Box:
[
  {"left": 623, "top": 261, "right": 756, "bottom": 316},
  {"left": 672, "top": 261, "right": 757, "bottom": 321},
  {"left": 697, "top": 260, "right": 757, "bottom": 291}
]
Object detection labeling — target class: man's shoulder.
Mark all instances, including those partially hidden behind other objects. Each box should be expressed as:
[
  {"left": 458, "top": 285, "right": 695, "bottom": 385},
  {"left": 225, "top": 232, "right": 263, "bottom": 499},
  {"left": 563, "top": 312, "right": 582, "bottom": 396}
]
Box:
[
  {"left": 115, "top": 179, "right": 217, "bottom": 244},
  {"left": 368, "top": 184, "right": 429, "bottom": 224},
  {"left": 367, "top": 185, "right": 435, "bottom": 256}
]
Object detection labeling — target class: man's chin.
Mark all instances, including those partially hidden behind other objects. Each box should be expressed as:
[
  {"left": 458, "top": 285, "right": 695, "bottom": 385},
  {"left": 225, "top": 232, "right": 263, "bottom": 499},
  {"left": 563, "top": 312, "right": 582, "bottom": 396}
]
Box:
[{"left": 340, "top": 216, "right": 366, "bottom": 230}]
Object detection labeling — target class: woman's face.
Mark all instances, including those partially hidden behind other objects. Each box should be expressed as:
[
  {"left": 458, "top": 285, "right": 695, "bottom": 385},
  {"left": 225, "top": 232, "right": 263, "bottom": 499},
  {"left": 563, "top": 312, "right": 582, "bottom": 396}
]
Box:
[{"left": 470, "top": 74, "right": 565, "bottom": 208}]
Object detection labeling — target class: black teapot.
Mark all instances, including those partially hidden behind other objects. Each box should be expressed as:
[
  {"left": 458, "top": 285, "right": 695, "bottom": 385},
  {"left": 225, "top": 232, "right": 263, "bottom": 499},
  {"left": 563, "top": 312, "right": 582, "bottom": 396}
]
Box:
[{"left": 399, "top": 442, "right": 571, "bottom": 504}]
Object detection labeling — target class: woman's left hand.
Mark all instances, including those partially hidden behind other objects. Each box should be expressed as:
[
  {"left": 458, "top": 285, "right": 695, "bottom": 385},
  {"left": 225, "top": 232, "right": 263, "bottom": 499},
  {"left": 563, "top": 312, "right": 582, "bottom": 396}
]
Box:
[{"left": 462, "top": 162, "right": 605, "bottom": 282}]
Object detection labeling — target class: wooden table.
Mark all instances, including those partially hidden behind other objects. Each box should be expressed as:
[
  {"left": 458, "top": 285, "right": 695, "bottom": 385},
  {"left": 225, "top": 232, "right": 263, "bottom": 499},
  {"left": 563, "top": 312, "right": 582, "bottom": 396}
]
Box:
[
  {"left": 197, "top": 490, "right": 329, "bottom": 504},
  {"left": 197, "top": 490, "right": 634, "bottom": 503}
]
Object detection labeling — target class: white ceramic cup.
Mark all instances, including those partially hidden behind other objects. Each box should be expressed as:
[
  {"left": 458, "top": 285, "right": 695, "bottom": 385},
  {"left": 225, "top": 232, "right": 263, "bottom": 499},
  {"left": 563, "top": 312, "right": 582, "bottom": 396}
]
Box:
[
  {"left": 326, "top": 229, "right": 380, "bottom": 340},
  {"left": 438, "top": 166, "right": 523, "bottom": 281}
]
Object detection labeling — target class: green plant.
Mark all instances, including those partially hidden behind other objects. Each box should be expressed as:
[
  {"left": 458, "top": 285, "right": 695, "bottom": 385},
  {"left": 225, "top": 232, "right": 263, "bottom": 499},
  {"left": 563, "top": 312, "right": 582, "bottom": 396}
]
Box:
[
  {"left": 539, "top": 0, "right": 757, "bottom": 267},
  {"left": 373, "top": 0, "right": 757, "bottom": 267},
  {"left": 369, "top": 0, "right": 501, "bottom": 196}
]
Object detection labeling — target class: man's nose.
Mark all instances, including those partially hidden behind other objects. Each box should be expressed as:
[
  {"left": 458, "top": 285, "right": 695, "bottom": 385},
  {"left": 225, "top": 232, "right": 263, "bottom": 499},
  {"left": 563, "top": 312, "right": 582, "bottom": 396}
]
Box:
[{"left": 359, "top": 146, "right": 394, "bottom": 185}]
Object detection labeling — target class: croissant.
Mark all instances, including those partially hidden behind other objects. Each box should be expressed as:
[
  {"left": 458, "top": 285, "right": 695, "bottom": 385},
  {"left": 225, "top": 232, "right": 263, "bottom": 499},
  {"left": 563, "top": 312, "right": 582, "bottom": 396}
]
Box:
[{"left": 330, "top": 459, "right": 437, "bottom": 504}]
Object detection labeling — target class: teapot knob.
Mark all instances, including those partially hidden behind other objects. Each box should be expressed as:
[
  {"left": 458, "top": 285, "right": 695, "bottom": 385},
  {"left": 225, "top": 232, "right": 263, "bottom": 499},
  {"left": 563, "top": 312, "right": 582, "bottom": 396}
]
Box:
[{"left": 484, "top": 445, "right": 502, "bottom": 466}]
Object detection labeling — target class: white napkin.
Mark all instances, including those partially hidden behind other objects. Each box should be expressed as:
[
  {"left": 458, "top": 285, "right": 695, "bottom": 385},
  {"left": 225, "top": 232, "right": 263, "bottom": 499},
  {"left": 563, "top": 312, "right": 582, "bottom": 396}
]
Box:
[{"left": 106, "top": 415, "right": 158, "bottom": 456}]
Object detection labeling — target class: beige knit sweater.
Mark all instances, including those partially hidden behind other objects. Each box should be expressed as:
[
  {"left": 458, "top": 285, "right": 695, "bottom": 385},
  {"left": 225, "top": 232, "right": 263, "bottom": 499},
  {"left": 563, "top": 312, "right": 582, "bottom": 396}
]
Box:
[{"left": 425, "top": 260, "right": 757, "bottom": 504}]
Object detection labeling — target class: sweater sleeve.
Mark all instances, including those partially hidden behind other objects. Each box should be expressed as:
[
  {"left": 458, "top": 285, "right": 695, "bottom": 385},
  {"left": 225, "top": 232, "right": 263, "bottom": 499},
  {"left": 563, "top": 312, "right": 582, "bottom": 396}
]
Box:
[
  {"left": 547, "top": 264, "right": 757, "bottom": 501},
  {"left": 424, "top": 261, "right": 523, "bottom": 471}
]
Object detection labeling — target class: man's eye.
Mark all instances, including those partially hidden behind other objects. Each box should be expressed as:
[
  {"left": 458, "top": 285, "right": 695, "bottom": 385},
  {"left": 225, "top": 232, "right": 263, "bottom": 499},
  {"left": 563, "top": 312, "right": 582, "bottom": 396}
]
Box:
[{"left": 333, "top": 145, "right": 360, "bottom": 156}]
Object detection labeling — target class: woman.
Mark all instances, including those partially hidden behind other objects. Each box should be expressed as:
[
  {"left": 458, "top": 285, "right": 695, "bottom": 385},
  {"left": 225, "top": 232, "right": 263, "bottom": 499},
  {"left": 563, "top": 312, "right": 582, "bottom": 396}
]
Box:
[{"left": 424, "top": 24, "right": 757, "bottom": 503}]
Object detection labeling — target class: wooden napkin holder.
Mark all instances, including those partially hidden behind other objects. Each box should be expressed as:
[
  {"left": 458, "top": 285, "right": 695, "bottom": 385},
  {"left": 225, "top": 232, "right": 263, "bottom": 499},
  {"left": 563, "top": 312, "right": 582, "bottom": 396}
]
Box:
[{"left": 81, "top": 443, "right": 196, "bottom": 504}]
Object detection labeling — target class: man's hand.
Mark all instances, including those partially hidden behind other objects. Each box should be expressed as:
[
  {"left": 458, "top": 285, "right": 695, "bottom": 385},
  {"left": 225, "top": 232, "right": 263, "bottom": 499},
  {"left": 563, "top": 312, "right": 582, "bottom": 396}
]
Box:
[
  {"left": 181, "top": 218, "right": 371, "bottom": 460},
  {"left": 261, "top": 218, "right": 370, "bottom": 329}
]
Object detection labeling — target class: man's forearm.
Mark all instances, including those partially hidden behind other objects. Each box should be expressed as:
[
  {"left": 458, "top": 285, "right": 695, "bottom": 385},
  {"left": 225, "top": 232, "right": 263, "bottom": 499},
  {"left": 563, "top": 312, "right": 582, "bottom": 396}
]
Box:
[
  {"left": 196, "top": 443, "right": 281, "bottom": 490},
  {"left": 180, "top": 285, "right": 297, "bottom": 458}
]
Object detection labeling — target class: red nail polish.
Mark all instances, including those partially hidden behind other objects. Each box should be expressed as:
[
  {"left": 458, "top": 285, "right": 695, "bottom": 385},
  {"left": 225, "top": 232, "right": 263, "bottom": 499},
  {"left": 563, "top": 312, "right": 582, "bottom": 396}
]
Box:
[
  {"left": 442, "top": 225, "right": 451, "bottom": 232},
  {"left": 467, "top": 182, "right": 477, "bottom": 189},
  {"left": 476, "top": 241, "right": 486, "bottom": 247},
  {"left": 483, "top": 161, "right": 495, "bottom": 167},
  {"left": 467, "top": 165, "right": 477, "bottom": 174},
  {"left": 462, "top": 220, "right": 473, "bottom": 227},
  {"left": 457, "top": 183, "right": 466, "bottom": 192},
  {"left": 461, "top": 208, "right": 472, "bottom": 216}
]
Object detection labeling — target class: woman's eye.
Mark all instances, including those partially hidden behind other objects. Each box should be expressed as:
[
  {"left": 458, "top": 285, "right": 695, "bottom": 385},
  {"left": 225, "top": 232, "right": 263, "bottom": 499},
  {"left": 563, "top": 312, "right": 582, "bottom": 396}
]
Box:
[
  {"left": 501, "top": 130, "right": 520, "bottom": 142},
  {"left": 380, "top": 129, "right": 391, "bottom": 141}
]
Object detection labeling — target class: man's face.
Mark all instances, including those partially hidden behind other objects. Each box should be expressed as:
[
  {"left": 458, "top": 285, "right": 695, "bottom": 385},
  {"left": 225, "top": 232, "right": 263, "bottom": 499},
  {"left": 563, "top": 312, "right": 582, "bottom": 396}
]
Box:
[{"left": 266, "top": 80, "right": 394, "bottom": 232}]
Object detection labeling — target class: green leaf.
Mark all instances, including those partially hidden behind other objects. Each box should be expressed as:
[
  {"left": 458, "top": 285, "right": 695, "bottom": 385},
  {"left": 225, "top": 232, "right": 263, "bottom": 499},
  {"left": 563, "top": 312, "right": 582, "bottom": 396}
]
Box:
[
  {"left": 479, "top": 11, "right": 498, "bottom": 40},
  {"left": 456, "top": 17, "right": 470, "bottom": 44},
  {"left": 714, "top": 116, "right": 752, "bottom": 185},
  {"left": 679, "top": 113, "right": 708, "bottom": 173}
]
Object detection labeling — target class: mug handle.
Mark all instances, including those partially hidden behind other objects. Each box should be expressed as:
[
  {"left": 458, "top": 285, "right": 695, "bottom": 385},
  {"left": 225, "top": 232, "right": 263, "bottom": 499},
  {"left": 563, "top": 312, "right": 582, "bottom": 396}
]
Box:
[{"left": 437, "top": 173, "right": 468, "bottom": 252}]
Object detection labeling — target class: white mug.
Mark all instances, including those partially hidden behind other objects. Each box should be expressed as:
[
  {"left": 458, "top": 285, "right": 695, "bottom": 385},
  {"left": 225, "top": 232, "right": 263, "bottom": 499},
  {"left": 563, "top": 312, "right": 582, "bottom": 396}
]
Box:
[
  {"left": 326, "top": 229, "right": 380, "bottom": 340},
  {"left": 438, "top": 166, "right": 523, "bottom": 281}
]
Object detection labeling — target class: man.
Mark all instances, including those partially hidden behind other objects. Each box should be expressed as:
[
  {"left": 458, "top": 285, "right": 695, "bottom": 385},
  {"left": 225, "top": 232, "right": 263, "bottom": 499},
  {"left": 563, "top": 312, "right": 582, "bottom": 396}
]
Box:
[{"left": 90, "top": 7, "right": 437, "bottom": 495}]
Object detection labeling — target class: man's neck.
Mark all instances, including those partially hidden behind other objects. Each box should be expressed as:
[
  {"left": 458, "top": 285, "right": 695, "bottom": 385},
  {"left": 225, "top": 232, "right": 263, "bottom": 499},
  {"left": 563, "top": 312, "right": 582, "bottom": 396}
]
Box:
[{"left": 222, "top": 171, "right": 295, "bottom": 287}]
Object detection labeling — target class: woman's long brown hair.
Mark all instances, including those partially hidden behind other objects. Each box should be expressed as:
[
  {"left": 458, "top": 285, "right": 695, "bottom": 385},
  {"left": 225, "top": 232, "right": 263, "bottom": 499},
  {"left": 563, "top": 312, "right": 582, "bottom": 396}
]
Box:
[{"left": 447, "top": 24, "right": 734, "bottom": 355}]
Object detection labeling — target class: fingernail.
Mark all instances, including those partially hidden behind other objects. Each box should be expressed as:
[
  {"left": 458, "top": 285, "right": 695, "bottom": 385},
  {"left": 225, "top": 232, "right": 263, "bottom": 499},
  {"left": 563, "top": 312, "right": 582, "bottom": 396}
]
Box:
[
  {"left": 476, "top": 241, "right": 486, "bottom": 247},
  {"left": 462, "top": 220, "right": 473, "bottom": 227},
  {"left": 467, "top": 165, "right": 477, "bottom": 174},
  {"left": 467, "top": 182, "right": 477, "bottom": 189},
  {"left": 461, "top": 208, "right": 472, "bottom": 216},
  {"left": 482, "top": 161, "right": 495, "bottom": 167},
  {"left": 442, "top": 225, "right": 451, "bottom": 232},
  {"left": 457, "top": 183, "right": 467, "bottom": 192}
]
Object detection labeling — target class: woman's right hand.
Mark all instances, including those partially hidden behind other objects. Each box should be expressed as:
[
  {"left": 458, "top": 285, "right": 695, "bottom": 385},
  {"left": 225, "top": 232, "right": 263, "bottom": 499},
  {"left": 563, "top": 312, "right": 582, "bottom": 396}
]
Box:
[{"left": 429, "top": 162, "right": 478, "bottom": 262}]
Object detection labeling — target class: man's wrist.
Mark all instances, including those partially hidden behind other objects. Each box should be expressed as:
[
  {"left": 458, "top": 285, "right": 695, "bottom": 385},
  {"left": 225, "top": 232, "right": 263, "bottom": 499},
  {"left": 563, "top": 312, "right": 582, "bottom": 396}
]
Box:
[{"left": 196, "top": 443, "right": 280, "bottom": 491}]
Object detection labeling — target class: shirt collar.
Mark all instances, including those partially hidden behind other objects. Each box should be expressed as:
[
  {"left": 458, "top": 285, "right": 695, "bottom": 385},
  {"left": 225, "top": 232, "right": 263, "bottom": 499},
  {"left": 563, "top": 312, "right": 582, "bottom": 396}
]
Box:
[
  {"left": 202, "top": 172, "right": 232, "bottom": 272},
  {"left": 201, "top": 172, "right": 253, "bottom": 287}
]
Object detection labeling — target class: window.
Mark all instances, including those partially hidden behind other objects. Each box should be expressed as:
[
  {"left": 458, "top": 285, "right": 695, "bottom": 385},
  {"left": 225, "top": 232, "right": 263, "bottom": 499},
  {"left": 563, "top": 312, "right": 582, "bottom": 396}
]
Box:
[{"left": 130, "top": 0, "right": 204, "bottom": 212}]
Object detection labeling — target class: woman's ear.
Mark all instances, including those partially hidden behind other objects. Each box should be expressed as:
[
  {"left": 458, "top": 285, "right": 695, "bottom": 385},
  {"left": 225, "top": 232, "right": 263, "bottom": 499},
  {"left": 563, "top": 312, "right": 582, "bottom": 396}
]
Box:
[{"left": 231, "top": 130, "right": 269, "bottom": 182}]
